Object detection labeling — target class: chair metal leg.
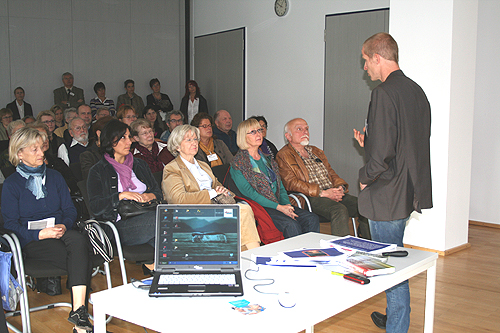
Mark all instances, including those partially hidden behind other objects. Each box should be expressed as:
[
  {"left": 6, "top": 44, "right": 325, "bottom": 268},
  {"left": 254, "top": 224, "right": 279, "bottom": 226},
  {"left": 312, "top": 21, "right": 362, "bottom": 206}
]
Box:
[
  {"left": 102, "top": 221, "right": 128, "bottom": 286},
  {"left": 91, "top": 222, "right": 116, "bottom": 324},
  {"left": 288, "top": 194, "right": 301, "bottom": 209},
  {"left": 4, "top": 233, "right": 73, "bottom": 333},
  {"left": 3, "top": 233, "right": 31, "bottom": 333}
]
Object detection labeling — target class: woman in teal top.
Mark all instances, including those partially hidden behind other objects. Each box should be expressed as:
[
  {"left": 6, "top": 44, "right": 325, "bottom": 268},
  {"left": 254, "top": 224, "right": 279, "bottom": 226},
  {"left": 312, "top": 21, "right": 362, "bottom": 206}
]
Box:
[{"left": 230, "top": 118, "right": 319, "bottom": 238}]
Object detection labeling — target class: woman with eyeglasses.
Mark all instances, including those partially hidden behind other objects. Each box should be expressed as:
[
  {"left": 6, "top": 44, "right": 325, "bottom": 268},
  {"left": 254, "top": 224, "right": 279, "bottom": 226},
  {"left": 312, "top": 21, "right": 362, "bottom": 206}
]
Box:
[
  {"left": 162, "top": 125, "right": 261, "bottom": 251},
  {"left": 116, "top": 104, "right": 138, "bottom": 126},
  {"left": 130, "top": 118, "right": 174, "bottom": 173},
  {"left": 190, "top": 113, "right": 233, "bottom": 168},
  {"left": 0, "top": 108, "right": 14, "bottom": 140},
  {"left": 230, "top": 119, "right": 320, "bottom": 239},
  {"left": 249, "top": 115, "right": 278, "bottom": 159}
]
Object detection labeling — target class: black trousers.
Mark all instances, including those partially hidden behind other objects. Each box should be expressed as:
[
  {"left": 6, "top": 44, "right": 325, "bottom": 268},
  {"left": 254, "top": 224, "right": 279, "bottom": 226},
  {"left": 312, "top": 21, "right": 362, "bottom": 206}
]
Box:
[
  {"left": 0, "top": 311, "right": 7, "bottom": 333},
  {"left": 23, "top": 229, "right": 92, "bottom": 290}
]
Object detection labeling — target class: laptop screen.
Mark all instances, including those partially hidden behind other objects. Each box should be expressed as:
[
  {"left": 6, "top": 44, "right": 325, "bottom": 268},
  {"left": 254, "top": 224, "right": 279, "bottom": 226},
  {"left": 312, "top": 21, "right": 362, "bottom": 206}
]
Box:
[{"left": 155, "top": 205, "right": 240, "bottom": 269}]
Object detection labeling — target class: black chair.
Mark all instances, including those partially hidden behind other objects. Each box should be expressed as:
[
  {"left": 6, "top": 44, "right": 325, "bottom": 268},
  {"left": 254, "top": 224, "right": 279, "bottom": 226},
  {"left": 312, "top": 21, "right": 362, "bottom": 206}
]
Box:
[
  {"left": 212, "top": 164, "right": 244, "bottom": 197},
  {"left": 152, "top": 170, "right": 163, "bottom": 189},
  {"left": 77, "top": 180, "right": 154, "bottom": 285},
  {"left": 69, "top": 162, "right": 83, "bottom": 182},
  {"left": 1, "top": 165, "right": 15, "bottom": 179}
]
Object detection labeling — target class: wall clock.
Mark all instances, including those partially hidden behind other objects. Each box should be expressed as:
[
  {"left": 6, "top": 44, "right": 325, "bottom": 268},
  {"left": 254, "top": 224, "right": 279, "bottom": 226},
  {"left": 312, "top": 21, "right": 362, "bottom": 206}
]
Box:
[{"left": 274, "top": 0, "right": 289, "bottom": 17}]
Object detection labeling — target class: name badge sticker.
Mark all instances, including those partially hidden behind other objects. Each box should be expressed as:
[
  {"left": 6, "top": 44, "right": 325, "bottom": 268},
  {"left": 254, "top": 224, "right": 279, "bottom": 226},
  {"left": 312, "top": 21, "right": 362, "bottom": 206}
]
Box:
[{"left": 207, "top": 153, "right": 218, "bottom": 162}]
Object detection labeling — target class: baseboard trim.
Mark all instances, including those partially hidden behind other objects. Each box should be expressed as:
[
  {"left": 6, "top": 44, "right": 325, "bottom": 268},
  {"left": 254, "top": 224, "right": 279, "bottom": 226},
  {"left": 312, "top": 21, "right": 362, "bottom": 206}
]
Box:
[
  {"left": 404, "top": 242, "right": 471, "bottom": 256},
  {"left": 469, "top": 220, "right": 500, "bottom": 228}
]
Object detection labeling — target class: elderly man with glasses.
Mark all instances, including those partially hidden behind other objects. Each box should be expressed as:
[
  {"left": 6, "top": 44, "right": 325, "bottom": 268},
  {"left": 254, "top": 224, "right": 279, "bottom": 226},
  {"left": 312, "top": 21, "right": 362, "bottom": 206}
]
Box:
[
  {"left": 276, "top": 118, "right": 371, "bottom": 239},
  {"left": 58, "top": 117, "right": 89, "bottom": 165}
]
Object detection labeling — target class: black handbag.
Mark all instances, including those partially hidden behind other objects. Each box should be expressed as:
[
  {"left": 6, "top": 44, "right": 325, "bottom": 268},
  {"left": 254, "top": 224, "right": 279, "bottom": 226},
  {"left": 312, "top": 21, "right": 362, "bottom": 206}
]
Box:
[
  {"left": 35, "top": 276, "right": 61, "bottom": 296},
  {"left": 117, "top": 199, "right": 164, "bottom": 219}
]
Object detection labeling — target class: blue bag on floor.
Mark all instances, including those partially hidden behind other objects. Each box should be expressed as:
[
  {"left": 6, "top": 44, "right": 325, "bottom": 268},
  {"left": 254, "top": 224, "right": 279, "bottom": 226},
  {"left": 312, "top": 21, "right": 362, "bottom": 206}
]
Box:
[{"left": 0, "top": 251, "right": 23, "bottom": 311}]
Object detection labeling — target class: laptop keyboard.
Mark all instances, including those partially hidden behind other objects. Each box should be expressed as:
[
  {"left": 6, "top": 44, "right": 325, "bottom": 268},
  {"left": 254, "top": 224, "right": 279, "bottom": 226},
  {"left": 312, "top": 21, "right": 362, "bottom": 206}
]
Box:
[{"left": 159, "top": 274, "right": 236, "bottom": 285}]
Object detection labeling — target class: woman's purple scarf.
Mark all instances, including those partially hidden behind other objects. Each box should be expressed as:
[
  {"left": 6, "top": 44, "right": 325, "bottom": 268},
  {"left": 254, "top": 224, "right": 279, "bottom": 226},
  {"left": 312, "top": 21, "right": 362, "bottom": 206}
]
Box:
[{"left": 104, "top": 153, "right": 137, "bottom": 191}]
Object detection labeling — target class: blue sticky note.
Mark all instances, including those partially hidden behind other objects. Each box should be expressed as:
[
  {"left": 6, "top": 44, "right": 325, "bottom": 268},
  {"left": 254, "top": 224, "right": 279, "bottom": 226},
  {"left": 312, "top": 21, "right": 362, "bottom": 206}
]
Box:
[{"left": 229, "top": 299, "right": 250, "bottom": 308}]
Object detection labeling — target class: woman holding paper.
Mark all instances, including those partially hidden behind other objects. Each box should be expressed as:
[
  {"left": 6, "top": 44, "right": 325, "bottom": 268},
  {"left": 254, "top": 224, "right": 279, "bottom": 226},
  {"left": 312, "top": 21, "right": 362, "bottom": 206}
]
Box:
[{"left": 1, "top": 127, "right": 94, "bottom": 332}]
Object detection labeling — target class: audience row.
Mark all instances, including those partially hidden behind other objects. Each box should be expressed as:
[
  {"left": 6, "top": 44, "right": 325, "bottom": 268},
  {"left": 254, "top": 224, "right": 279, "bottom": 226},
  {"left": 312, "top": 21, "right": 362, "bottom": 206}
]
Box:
[
  {"left": 0, "top": 105, "right": 369, "bottom": 332},
  {"left": 4, "top": 73, "right": 208, "bottom": 127}
]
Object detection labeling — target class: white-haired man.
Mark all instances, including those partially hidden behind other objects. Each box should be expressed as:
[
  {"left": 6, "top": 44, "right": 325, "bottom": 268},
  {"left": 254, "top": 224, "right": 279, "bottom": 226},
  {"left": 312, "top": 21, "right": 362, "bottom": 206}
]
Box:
[
  {"left": 58, "top": 117, "right": 89, "bottom": 165},
  {"left": 276, "top": 117, "right": 370, "bottom": 238}
]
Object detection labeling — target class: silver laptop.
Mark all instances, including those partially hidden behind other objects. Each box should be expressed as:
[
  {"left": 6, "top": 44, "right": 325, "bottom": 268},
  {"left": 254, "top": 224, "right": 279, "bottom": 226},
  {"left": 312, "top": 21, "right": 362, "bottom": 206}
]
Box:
[{"left": 149, "top": 204, "right": 243, "bottom": 297}]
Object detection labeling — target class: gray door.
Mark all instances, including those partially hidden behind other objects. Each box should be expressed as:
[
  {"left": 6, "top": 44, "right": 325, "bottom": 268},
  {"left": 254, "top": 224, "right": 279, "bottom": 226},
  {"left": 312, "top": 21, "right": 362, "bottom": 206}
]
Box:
[
  {"left": 323, "top": 9, "right": 389, "bottom": 195},
  {"left": 194, "top": 28, "right": 245, "bottom": 128}
]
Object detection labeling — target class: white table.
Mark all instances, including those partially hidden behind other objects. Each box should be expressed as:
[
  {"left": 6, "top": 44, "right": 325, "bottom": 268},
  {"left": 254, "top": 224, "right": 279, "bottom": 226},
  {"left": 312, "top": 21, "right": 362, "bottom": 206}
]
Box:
[{"left": 91, "top": 232, "right": 438, "bottom": 333}]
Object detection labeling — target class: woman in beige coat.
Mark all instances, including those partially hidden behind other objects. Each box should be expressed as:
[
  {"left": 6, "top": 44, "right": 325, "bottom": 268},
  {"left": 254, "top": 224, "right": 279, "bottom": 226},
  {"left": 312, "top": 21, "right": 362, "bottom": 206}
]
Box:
[{"left": 162, "top": 124, "right": 260, "bottom": 251}]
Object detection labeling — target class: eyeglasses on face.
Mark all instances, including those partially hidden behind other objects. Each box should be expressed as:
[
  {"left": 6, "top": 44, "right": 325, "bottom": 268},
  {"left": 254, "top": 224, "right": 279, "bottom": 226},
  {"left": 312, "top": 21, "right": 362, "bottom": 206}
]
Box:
[
  {"left": 169, "top": 119, "right": 183, "bottom": 124},
  {"left": 124, "top": 115, "right": 137, "bottom": 120},
  {"left": 139, "top": 129, "right": 154, "bottom": 137},
  {"left": 42, "top": 119, "right": 55, "bottom": 124},
  {"left": 183, "top": 137, "right": 199, "bottom": 143},
  {"left": 2, "top": 116, "right": 13, "bottom": 120},
  {"left": 198, "top": 124, "right": 212, "bottom": 129},
  {"left": 246, "top": 128, "right": 264, "bottom": 136}
]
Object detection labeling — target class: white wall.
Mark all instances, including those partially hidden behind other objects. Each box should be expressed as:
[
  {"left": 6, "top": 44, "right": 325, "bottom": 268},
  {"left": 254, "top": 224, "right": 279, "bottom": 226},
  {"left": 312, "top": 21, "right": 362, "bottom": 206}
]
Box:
[
  {"left": 192, "top": 0, "right": 389, "bottom": 150},
  {"left": 193, "top": 0, "right": 479, "bottom": 252},
  {"left": 469, "top": 0, "right": 500, "bottom": 225},
  {"left": 391, "top": 0, "right": 477, "bottom": 251},
  {"left": 0, "top": 0, "right": 185, "bottom": 116}
]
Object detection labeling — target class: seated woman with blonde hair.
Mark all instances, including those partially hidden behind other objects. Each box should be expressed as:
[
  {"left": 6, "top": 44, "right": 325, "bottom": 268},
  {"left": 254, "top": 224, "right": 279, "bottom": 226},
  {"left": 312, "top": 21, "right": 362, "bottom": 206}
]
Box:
[
  {"left": 2, "top": 127, "right": 94, "bottom": 332},
  {"left": 230, "top": 118, "right": 320, "bottom": 238},
  {"left": 162, "top": 124, "right": 260, "bottom": 250}
]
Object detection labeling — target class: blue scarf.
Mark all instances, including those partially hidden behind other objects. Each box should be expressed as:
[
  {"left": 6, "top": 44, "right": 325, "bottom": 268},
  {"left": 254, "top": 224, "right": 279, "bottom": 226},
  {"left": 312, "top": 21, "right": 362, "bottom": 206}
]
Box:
[{"left": 16, "top": 162, "right": 48, "bottom": 200}]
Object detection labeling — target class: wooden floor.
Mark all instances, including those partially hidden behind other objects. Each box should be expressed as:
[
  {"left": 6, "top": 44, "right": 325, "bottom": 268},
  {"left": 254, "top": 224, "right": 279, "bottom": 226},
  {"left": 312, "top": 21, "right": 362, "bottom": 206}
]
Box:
[{"left": 5, "top": 224, "right": 500, "bottom": 333}]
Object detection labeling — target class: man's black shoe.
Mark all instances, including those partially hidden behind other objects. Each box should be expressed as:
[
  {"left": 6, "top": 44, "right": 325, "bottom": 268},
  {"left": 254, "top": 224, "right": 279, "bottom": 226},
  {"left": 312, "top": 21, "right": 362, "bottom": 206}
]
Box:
[{"left": 371, "top": 311, "right": 387, "bottom": 329}]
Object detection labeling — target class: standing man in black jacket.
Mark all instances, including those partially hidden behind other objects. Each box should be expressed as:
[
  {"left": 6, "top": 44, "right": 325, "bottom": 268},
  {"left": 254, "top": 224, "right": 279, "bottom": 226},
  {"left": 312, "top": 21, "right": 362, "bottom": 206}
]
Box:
[{"left": 354, "top": 32, "right": 433, "bottom": 333}]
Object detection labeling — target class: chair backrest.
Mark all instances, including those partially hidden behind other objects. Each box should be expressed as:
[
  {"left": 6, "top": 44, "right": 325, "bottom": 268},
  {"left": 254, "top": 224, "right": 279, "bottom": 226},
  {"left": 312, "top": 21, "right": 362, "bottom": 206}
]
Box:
[
  {"left": 212, "top": 164, "right": 244, "bottom": 198},
  {"left": 69, "top": 162, "right": 83, "bottom": 182},
  {"left": 152, "top": 171, "right": 163, "bottom": 189},
  {"left": 1, "top": 166, "right": 15, "bottom": 179},
  {"left": 77, "top": 180, "right": 92, "bottom": 218}
]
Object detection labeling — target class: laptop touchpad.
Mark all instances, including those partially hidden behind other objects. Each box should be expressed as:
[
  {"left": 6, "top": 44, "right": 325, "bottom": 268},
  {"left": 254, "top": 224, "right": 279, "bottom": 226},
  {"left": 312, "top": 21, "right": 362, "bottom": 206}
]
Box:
[{"left": 188, "top": 285, "right": 206, "bottom": 292}]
